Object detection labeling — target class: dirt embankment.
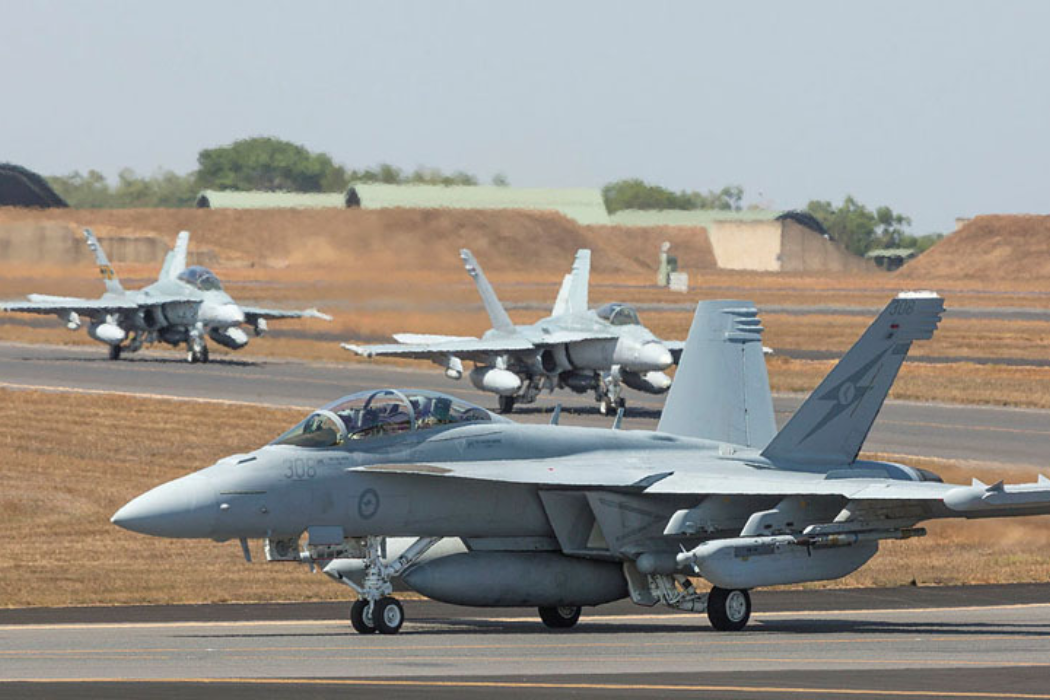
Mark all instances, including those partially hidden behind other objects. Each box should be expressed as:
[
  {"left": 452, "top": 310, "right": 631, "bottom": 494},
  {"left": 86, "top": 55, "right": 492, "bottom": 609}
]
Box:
[
  {"left": 0, "top": 207, "right": 717, "bottom": 278},
  {"left": 899, "top": 215, "right": 1050, "bottom": 280}
]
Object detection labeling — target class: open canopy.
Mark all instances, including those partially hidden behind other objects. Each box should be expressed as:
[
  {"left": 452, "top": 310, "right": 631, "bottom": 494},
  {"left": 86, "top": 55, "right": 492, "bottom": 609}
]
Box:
[{"left": 272, "top": 389, "right": 509, "bottom": 448}]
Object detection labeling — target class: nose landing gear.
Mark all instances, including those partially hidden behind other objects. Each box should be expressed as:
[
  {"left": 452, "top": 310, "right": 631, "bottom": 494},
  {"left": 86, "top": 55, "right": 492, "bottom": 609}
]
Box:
[{"left": 343, "top": 536, "right": 440, "bottom": 635}]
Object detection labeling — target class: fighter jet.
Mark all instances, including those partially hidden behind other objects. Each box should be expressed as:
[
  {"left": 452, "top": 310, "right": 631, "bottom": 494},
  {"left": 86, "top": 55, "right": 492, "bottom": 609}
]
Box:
[
  {"left": 343, "top": 249, "right": 676, "bottom": 414},
  {"left": 113, "top": 291, "right": 1050, "bottom": 634},
  {"left": 0, "top": 228, "right": 331, "bottom": 362}
]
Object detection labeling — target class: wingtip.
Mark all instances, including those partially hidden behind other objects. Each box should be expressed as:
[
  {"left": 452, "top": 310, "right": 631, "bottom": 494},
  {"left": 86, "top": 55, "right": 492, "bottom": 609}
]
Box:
[{"left": 341, "top": 343, "right": 371, "bottom": 357}]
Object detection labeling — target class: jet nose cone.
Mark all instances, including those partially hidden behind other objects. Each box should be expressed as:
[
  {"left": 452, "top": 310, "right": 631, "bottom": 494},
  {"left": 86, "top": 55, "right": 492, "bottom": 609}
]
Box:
[
  {"left": 635, "top": 342, "right": 674, "bottom": 371},
  {"left": 112, "top": 474, "right": 217, "bottom": 538}
]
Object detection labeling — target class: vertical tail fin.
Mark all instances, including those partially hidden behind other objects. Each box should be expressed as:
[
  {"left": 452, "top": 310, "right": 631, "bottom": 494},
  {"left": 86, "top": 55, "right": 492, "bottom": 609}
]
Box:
[
  {"left": 657, "top": 300, "right": 776, "bottom": 448},
  {"left": 82, "top": 229, "right": 124, "bottom": 295},
  {"left": 551, "top": 249, "right": 590, "bottom": 316},
  {"left": 761, "top": 292, "right": 944, "bottom": 468},
  {"left": 460, "top": 249, "right": 514, "bottom": 333},
  {"left": 159, "top": 231, "right": 191, "bottom": 281}
]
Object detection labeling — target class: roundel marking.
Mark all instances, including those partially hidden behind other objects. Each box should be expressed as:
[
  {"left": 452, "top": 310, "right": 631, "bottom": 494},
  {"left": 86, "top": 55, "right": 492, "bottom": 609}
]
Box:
[{"left": 358, "top": 488, "right": 380, "bottom": 520}]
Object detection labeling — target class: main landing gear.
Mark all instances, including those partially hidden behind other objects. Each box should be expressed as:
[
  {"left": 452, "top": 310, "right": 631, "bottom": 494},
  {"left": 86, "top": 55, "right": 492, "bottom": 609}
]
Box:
[
  {"left": 706, "top": 587, "right": 751, "bottom": 631},
  {"left": 538, "top": 605, "right": 581, "bottom": 629},
  {"left": 108, "top": 344, "right": 122, "bottom": 361},
  {"left": 641, "top": 573, "right": 752, "bottom": 631},
  {"left": 344, "top": 536, "right": 440, "bottom": 635},
  {"left": 498, "top": 395, "right": 516, "bottom": 414}
]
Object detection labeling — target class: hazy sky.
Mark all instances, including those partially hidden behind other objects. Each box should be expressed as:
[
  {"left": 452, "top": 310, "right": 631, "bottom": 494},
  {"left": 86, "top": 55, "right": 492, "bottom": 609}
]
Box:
[{"left": 4, "top": 1, "right": 1049, "bottom": 233}]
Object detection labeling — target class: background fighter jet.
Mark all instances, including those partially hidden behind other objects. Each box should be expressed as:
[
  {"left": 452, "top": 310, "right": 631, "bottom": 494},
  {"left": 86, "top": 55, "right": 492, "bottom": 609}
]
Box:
[
  {"left": 114, "top": 291, "right": 1050, "bottom": 634},
  {"left": 0, "top": 228, "right": 331, "bottom": 362},
  {"left": 343, "top": 249, "right": 677, "bottom": 413}
]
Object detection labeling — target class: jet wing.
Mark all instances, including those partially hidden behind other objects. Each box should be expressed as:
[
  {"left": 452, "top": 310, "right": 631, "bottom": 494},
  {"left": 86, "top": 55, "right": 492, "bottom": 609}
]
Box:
[
  {"left": 343, "top": 336, "right": 535, "bottom": 362},
  {"left": 241, "top": 306, "right": 333, "bottom": 322},
  {"left": 1, "top": 296, "right": 139, "bottom": 318}
]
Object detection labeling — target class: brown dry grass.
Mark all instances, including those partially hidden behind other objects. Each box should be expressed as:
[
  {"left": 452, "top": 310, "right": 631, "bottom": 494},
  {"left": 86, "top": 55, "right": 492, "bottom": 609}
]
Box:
[{"left": 1, "top": 388, "right": 1049, "bottom": 608}]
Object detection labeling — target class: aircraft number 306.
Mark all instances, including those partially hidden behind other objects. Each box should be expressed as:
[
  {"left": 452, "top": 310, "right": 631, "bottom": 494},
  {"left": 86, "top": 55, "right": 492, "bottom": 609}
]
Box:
[
  {"left": 888, "top": 299, "right": 916, "bottom": 315},
  {"left": 283, "top": 458, "right": 318, "bottom": 480}
]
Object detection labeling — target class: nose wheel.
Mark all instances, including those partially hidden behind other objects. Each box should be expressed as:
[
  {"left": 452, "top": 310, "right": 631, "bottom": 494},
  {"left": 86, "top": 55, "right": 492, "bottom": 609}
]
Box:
[{"left": 341, "top": 536, "right": 439, "bottom": 635}]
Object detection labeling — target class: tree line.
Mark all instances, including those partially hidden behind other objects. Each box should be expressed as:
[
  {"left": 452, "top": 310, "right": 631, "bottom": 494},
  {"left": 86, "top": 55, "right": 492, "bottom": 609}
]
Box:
[{"left": 46, "top": 136, "right": 937, "bottom": 256}]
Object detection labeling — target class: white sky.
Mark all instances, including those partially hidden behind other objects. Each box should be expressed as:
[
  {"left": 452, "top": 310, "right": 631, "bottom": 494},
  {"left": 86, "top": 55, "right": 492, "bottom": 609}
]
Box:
[{"left": 3, "top": 0, "right": 1049, "bottom": 233}]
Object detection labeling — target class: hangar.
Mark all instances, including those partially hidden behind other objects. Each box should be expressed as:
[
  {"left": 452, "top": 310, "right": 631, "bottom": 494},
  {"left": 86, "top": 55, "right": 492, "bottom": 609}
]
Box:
[
  {"left": 0, "top": 163, "right": 68, "bottom": 208},
  {"left": 197, "top": 185, "right": 610, "bottom": 225},
  {"left": 610, "top": 209, "right": 873, "bottom": 273}
]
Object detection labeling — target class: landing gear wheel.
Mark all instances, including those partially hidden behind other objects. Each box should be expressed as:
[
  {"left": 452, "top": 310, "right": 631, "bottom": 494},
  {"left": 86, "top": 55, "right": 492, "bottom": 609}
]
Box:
[
  {"left": 108, "top": 344, "right": 122, "bottom": 361},
  {"left": 498, "top": 395, "right": 516, "bottom": 414},
  {"left": 538, "top": 605, "right": 581, "bottom": 629},
  {"left": 350, "top": 599, "right": 377, "bottom": 634},
  {"left": 707, "top": 587, "right": 751, "bottom": 631},
  {"left": 374, "top": 597, "right": 404, "bottom": 635},
  {"left": 200, "top": 345, "right": 209, "bottom": 363},
  {"left": 616, "top": 397, "right": 626, "bottom": 411}
]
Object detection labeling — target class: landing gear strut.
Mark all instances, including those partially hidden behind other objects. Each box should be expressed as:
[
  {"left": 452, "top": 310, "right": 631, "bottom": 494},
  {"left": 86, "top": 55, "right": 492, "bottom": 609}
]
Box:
[
  {"left": 498, "top": 395, "right": 516, "bottom": 414},
  {"left": 108, "top": 344, "right": 122, "bottom": 361},
  {"left": 596, "top": 368, "right": 626, "bottom": 415},
  {"left": 187, "top": 338, "right": 209, "bottom": 363},
  {"left": 342, "top": 536, "right": 440, "bottom": 635}
]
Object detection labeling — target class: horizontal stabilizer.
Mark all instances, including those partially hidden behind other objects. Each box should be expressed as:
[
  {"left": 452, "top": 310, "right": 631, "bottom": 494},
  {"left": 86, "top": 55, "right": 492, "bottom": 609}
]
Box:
[{"left": 761, "top": 292, "right": 944, "bottom": 468}]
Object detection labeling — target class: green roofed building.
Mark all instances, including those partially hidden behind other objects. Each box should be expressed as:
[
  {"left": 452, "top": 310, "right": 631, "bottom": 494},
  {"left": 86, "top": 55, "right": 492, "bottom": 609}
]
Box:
[
  {"left": 609, "top": 209, "right": 783, "bottom": 227},
  {"left": 346, "top": 184, "right": 610, "bottom": 225},
  {"left": 196, "top": 190, "right": 349, "bottom": 209}
]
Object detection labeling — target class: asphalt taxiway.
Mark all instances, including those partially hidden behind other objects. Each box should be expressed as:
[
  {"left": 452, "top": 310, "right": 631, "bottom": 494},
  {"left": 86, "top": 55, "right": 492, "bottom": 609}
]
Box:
[
  {"left": 1, "top": 341, "right": 1048, "bottom": 467},
  {"left": 2, "top": 585, "right": 1049, "bottom": 699}
]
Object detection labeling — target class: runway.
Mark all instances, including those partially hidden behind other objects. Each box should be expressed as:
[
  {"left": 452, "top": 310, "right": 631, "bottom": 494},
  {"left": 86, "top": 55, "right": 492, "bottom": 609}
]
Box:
[
  {"left": 1, "top": 341, "right": 1048, "bottom": 467},
  {"left": 2, "top": 586, "right": 1049, "bottom": 699}
]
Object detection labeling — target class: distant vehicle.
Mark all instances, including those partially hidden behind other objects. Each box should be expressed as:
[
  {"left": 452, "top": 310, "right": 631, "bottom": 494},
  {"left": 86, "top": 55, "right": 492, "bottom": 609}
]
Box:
[
  {"left": 112, "top": 292, "right": 1050, "bottom": 634},
  {"left": 343, "top": 249, "right": 679, "bottom": 413},
  {"left": 0, "top": 228, "right": 331, "bottom": 362}
]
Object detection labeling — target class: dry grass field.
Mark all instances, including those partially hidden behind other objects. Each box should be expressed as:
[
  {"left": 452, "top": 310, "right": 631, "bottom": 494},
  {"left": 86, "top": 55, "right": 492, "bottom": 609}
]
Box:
[{"left": 1, "top": 388, "right": 1048, "bottom": 608}]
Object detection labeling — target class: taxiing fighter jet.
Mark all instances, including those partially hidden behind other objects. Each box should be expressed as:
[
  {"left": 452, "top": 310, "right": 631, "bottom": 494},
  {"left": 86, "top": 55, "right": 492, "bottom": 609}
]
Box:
[
  {"left": 343, "top": 249, "right": 677, "bottom": 413},
  {"left": 113, "top": 291, "right": 1050, "bottom": 634},
  {"left": 1, "top": 228, "right": 331, "bottom": 362}
]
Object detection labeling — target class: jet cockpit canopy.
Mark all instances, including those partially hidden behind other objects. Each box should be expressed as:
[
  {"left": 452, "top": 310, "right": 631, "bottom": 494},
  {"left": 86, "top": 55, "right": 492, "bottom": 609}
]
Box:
[
  {"left": 272, "top": 389, "right": 508, "bottom": 448},
  {"left": 596, "top": 302, "right": 641, "bottom": 326},
  {"left": 177, "top": 265, "right": 223, "bottom": 292}
]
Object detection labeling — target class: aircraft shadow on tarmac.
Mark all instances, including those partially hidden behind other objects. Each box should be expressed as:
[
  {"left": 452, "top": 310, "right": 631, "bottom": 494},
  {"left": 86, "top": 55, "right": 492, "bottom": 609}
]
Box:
[
  {"left": 175, "top": 617, "right": 1050, "bottom": 639},
  {"left": 18, "top": 354, "right": 260, "bottom": 368}
]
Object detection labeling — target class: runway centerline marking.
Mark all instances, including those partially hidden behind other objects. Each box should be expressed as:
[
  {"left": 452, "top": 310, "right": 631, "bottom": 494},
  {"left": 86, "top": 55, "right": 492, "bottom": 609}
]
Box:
[{"left": 5, "top": 677, "right": 1050, "bottom": 699}]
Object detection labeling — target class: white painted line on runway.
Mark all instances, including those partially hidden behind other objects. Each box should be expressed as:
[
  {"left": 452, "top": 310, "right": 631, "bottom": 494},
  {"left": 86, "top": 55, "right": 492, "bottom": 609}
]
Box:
[{"left": 0, "top": 381, "right": 311, "bottom": 411}]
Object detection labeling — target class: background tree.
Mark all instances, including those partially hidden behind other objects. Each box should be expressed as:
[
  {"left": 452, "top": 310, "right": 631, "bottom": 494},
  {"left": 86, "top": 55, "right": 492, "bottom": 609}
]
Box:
[
  {"left": 805, "top": 196, "right": 914, "bottom": 256},
  {"left": 602, "top": 178, "right": 744, "bottom": 214},
  {"left": 196, "top": 137, "right": 349, "bottom": 192},
  {"left": 48, "top": 169, "right": 197, "bottom": 208}
]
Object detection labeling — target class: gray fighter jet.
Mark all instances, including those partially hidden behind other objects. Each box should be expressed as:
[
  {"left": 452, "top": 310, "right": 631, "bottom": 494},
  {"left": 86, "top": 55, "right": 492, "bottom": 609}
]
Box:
[
  {"left": 113, "top": 292, "right": 1050, "bottom": 634},
  {"left": 0, "top": 228, "right": 331, "bottom": 362},
  {"left": 343, "top": 249, "right": 676, "bottom": 413}
]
